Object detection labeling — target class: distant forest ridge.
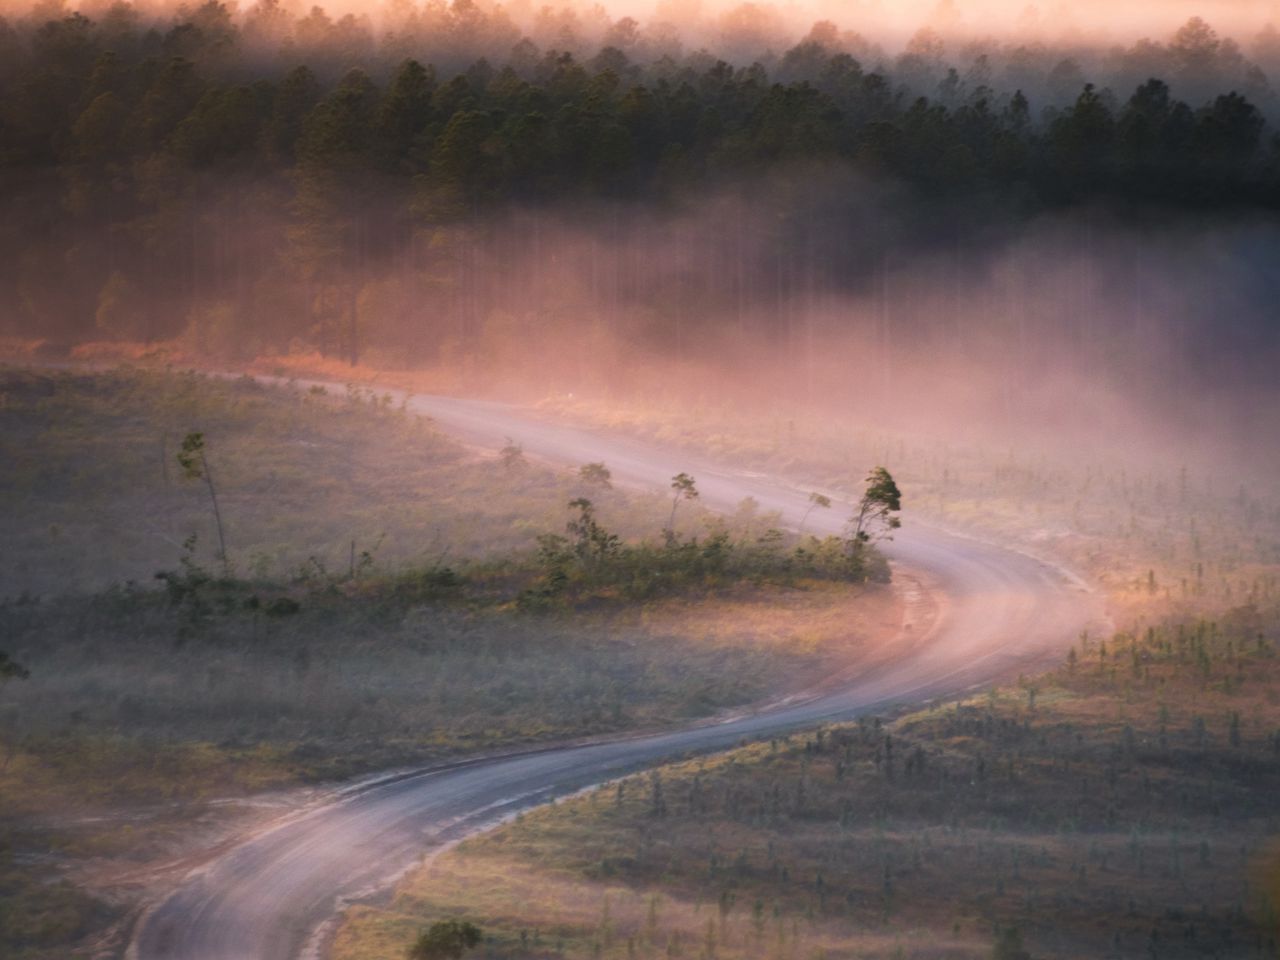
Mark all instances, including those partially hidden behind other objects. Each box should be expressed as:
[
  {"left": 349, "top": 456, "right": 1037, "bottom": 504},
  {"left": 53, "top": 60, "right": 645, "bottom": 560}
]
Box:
[{"left": 2, "top": 1, "right": 1278, "bottom": 403}]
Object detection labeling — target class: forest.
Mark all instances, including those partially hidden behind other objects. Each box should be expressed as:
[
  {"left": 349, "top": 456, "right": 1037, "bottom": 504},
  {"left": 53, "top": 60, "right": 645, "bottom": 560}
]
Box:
[{"left": 2, "top": 1, "right": 1279, "bottom": 413}]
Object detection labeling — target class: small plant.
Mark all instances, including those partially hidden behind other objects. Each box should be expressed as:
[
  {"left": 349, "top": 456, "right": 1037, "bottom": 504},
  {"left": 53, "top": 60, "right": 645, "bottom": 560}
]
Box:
[
  {"left": 500, "top": 437, "right": 526, "bottom": 471},
  {"left": 0, "top": 651, "right": 29, "bottom": 684},
  {"left": 579, "top": 462, "right": 613, "bottom": 488},
  {"left": 991, "top": 925, "right": 1032, "bottom": 960},
  {"left": 408, "top": 919, "right": 482, "bottom": 960},
  {"left": 0, "top": 650, "right": 31, "bottom": 772},
  {"left": 800, "top": 492, "right": 832, "bottom": 535}
]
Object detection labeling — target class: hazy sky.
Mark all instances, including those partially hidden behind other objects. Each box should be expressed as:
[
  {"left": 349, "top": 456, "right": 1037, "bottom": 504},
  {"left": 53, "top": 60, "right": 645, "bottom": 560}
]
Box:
[
  {"left": 5, "top": 0, "right": 1276, "bottom": 46},
  {"left": 651, "top": 0, "right": 1277, "bottom": 48}
]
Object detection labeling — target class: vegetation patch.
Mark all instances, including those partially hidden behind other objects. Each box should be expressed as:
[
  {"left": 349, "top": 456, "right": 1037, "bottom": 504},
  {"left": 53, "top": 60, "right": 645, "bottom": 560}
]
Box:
[
  {"left": 0, "top": 368, "right": 904, "bottom": 959},
  {"left": 335, "top": 605, "right": 1280, "bottom": 960}
]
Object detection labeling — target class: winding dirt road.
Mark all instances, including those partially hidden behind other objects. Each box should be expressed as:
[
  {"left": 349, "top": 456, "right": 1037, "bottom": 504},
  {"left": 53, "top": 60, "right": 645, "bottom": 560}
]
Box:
[{"left": 130, "top": 391, "right": 1107, "bottom": 960}]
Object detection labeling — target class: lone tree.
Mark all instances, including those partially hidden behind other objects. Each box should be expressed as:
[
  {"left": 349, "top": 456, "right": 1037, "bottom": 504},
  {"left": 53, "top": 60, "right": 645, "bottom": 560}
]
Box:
[
  {"left": 579, "top": 461, "right": 612, "bottom": 488},
  {"left": 178, "top": 432, "right": 229, "bottom": 576},
  {"left": 667, "top": 472, "right": 699, "bottom": 536},
  {"left": 850, "top": 467, "right": 902, "bottom": 545},
  {"left": 845, "top": 467, "right": 901, "bottom": 580},
  {"left": 408, "top": 920, "right": 483, "bottom": 960}
]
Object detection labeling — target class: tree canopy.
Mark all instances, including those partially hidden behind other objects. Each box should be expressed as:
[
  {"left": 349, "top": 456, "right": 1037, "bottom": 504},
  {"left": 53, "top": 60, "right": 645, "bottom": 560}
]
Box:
[
  {"left": 1, "top": 3, "right": 1276, "bottom": 378},
  {"left": 851, "top": 467, "right": 902, "bottom": 545}
]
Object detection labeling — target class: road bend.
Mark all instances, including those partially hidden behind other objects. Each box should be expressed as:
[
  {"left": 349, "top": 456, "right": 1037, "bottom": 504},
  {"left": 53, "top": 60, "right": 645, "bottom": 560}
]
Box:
[{"left": 132, "top": 392, "right": 1106, "bottom": 960}]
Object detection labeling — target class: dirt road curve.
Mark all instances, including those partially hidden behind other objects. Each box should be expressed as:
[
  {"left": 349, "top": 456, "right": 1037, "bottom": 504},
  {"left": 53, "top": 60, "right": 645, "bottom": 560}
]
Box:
[{"left": 131, "top": 391, "right": 1106, "bottom": 960}]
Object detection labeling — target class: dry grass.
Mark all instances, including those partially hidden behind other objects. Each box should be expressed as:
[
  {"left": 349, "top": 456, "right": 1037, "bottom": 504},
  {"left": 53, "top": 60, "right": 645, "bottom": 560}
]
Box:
[
  {"left": 0, "top": 366, "right": 692, "bottom": 597},
  {"left": 5, "top": 363, "right": 1274, "bottom": 957},
  {"left": 532, "top": 394, "right": 1280, "bottom": 617},
  {"left": 0, "top": 573, "right": 898, "bottom": 958},
  {"left": 0, "top": 366, "right": 909, "bottom": 959},
  {"left": 0, "top": 579, "right": 900, "bottom": 812},
  {"left": 333, "top": 603, "right": 1280, "bottom": 960}
]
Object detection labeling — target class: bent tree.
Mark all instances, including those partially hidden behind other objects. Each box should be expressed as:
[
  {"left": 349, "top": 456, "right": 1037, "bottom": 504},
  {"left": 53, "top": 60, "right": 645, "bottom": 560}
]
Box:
[
  {"left": 847, "top": 466, "right": 902, "bottom": 579},
  {"left": 178, "top": 432, "right": 230, "bottom": 576}
]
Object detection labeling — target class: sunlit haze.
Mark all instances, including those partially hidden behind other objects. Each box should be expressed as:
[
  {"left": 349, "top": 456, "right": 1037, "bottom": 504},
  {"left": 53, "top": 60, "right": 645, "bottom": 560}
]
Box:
[{"left": 2, "top": 0, "right": 1279, "bottom": 958}]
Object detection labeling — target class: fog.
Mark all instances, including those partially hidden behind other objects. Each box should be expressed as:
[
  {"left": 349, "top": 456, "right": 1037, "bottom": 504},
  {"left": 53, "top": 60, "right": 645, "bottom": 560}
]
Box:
[
  {"left": 4, "top": 6, "right": 1280, "bottom": 959},
  {"left": 20, "top": 172, "right": 1280, "bottom": 479},
  {"left": 304, "top": 189, "right": 1280, "bottom": 479},
  {"left": 1, "top": 0, "right": 1278, "bottom": 484}
]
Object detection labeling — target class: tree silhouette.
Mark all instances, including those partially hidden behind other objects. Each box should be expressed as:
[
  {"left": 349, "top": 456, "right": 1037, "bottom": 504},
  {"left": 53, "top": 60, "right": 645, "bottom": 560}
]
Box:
[
  {"left": 800, "top": 491, "right": 832, "bottom": 535},
  {"left": 850, "top": 466, "right": 902, "bottom": 545},
  {"left": 178, "top": 432, "right": 230, "bottom": 575},
  {"left": 500, "top": 438, "right": 526, "bottom": 471},
  {"left": 579, "top": 462, "right": 613, "bottom": 488},
  {"left": 667, "top": 472, "right": 699, "bottom": 536}
]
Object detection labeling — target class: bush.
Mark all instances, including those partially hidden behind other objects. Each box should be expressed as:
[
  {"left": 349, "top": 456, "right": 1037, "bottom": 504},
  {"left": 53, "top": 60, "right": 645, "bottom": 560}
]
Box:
[{"left": 408, "top": 919, "right": 482, "bottom": 960}]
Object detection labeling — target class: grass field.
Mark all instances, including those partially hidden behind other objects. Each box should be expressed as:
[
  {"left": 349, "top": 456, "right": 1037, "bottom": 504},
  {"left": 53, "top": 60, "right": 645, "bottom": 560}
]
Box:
[
  {"left": 288, "top": 360, "right": 1280, "bottom": 960},
  {"left": 332, "top": 604, "right": 1280, "bottom": 960},
  {"left": 0, "top": 366, "right": 904, "bottom": 960},
  {"left": 0, "top": 576, "right": 900, "bottom": 960},
  {"left": 5, "top": 362, "right": 1279, "bottom": 959},
  {"left": 534, "top": 394, "right": 1280, "bottom": 628},
  {"left": 0, "top": 367, "right": 699, "bottom": 598}
]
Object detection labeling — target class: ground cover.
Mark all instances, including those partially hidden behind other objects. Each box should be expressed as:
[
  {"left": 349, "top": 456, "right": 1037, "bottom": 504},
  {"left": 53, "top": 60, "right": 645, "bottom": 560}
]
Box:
[
  {"left": 334, "top": 603, "right": 1280, "bottom": 959},
  {"left": 0, "top": 366, "right": 900, "bottom": 959}
]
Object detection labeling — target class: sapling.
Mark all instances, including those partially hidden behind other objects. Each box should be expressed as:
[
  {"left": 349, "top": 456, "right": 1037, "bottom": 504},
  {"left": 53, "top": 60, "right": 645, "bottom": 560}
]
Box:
[
  {"left": 177, "top": 432, "right": 229, "bottom": 576},
  {"left": 667, "top": 472, "right": 699, "bottom": 537}
]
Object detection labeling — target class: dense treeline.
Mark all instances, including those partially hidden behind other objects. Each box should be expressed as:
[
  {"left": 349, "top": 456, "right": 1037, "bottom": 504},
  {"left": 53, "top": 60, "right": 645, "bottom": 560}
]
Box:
[{"left": 1, "top": 2, "right": 1278, "bottom": 375}]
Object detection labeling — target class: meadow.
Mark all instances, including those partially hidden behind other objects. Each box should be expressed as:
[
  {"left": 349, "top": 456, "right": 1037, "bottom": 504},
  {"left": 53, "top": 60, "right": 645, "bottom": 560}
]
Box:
[
  {"left": 0, "top": 366, "right": 900, "bottom": 959},
  {"left": 333, "top": 604, "right": 1280, "bottom": 960},
  {"left": 4, "top": 364, "right": 1278, "bottom": 959},
  {"left": 536, "top": 394, "right": 1280, "bottom": 625},
  {"left": 0, "top": 366, "right": 680, "bottom": 597},
  {"left": 320, "top": 391, "right": 1280, "bottom": 960}
]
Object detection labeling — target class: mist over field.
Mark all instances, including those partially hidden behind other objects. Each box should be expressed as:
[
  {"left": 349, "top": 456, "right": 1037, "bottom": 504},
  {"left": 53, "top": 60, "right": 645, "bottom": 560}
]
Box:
[
  {"left": 2, "top": 0, "right": 1280, "bottom": 483},
  {"left": 3, "top": 2, "right": 1280, "bottom": 958}
]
